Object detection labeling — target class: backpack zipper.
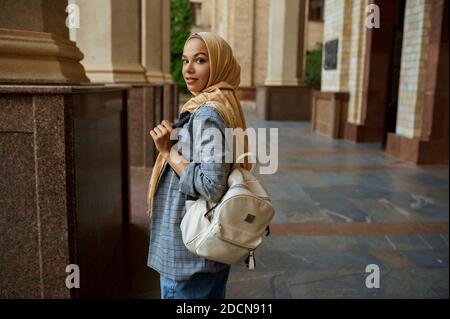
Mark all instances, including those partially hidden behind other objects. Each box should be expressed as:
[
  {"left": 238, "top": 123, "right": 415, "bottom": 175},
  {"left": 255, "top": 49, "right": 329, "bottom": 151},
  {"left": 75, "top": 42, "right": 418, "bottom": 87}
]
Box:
[{"left": 248, "top": 250, "right": 255, "bottom": 270}]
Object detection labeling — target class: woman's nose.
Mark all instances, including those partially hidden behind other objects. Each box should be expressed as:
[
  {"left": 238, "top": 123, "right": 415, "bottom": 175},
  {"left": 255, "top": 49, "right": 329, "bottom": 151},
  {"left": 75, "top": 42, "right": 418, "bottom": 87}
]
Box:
[{"left": 185, "top": 62, "right": 195, "bottom": 73}]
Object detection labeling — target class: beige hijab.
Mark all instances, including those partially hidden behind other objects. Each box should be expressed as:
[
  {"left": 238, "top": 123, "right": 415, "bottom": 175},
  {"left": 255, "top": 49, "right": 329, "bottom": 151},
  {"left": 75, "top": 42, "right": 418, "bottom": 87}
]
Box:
[{"left": 146, "top": 32, "right": 252, "bottom": 218}]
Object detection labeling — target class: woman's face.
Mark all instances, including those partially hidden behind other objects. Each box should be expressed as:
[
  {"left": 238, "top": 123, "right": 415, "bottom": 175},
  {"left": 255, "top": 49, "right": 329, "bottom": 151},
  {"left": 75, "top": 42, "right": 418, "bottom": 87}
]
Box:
[{"left": 182, "top": 38, "right": 210, "bottom": 93}]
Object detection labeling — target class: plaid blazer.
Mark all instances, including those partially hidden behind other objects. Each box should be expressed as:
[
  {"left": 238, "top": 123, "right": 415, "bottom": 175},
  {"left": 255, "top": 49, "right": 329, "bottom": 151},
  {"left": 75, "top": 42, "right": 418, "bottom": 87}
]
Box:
[{"left": 147, "top": 104, "right": 232, "bottom": 281}]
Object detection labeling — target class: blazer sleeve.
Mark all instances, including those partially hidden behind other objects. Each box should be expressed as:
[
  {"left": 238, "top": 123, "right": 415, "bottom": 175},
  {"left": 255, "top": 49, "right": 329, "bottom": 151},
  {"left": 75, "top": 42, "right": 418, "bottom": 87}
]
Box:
[{"left": 178, "top": 106, "right": 232, "bottom": 202}]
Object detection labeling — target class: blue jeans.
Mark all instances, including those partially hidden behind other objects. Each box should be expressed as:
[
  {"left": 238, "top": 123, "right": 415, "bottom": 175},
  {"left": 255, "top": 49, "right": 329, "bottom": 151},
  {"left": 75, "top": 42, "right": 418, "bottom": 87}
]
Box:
[{"left": 160, "top": 267, "right": 230, "bottom": 299}]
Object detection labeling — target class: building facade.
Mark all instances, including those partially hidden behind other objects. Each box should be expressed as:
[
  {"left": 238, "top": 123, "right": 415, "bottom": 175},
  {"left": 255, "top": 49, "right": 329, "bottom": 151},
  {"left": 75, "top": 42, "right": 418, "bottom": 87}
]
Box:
[
  {"left": 312, "top": 0, "right": 448, "bottom": 164},
  {"left": 191, "top": 0, "right": 447, "bottom": 164}
]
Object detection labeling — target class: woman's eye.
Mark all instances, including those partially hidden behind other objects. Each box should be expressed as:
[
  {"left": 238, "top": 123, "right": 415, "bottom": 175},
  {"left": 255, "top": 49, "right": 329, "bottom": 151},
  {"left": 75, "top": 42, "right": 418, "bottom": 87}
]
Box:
[{"left": 181, "top": 58, "right": 205, "bottom": 64}]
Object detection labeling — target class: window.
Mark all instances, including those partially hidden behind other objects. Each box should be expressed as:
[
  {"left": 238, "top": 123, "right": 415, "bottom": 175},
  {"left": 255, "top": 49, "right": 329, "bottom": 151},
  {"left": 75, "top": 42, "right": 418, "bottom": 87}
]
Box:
[
  {"left": 309, "top": 0, "right": 324, "bottom": 21},
  {"left": 190, "top": 2, "right": 202, "bottom": 27}
]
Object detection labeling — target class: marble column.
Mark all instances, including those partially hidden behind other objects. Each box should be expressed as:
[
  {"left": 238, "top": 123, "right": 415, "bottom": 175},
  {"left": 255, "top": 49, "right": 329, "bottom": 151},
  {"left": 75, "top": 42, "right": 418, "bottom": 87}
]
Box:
[
  {"left": 265, "top": 0, "right": 305, "bottom": 86},
  {"left": 73, "top": 0, "right": 176, "bottom": 170},
  {"left": 141, "top": 0, "right": 173, "bottom": 83},
  {"left": 229, "top": 0, "right": 255, "bottom": 89},
  {"left": 132, "top": 0, "right": 176, "bottom": 167},
  {"left": 0, "top": 0, "right": 89, "bottom": 84},
  {"left": 0, "top": 0, "right": 132, "bottom": 298},
  {"left": 256, "top": 0, "right": 311, "bottom": 121},
  {"left": 71, "top": 0, "right": 146, "bottom": 83},
  {"left": 0, "top": 85, "right": 131, "bottom": 298}
]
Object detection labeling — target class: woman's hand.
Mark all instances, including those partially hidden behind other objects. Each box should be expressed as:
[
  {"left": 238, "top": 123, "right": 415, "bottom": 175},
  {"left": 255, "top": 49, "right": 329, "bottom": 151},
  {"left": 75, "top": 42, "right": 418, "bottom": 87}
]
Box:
[{"left": 149, "top": 120, "right": 174, "bottom": 160}]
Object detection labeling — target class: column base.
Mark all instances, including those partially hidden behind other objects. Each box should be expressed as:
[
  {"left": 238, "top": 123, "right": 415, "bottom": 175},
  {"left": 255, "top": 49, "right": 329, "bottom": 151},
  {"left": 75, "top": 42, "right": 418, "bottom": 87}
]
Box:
[
  {"left": 83, "top": 62, "right": 147, "bottom": 83},
  {"left": 236, "top": 87, "right": 256, "bottom": 101},
  {"left": 311, "top": 91, "right": 349, "bottom": 139},
  {"left": 144, "top": 70, "right": 173, "bottom": 84},
  {"left": 344, "top": 123, "right": 385, "bottom": 143},
  {"left": 386, "top": 132, "right": 449, "bottom": 165},
  {"left": 256, "top": 85, "right": 312, "bottom": 121},
  {"left": 0, "top": 28, "right": 89, "bottom": 84}
]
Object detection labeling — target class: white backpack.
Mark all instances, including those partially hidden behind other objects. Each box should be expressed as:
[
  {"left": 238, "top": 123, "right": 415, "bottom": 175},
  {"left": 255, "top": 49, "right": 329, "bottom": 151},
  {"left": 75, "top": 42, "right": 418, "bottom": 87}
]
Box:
[{"left": 180, "top": 162, "right": 275, "bottom": 270}]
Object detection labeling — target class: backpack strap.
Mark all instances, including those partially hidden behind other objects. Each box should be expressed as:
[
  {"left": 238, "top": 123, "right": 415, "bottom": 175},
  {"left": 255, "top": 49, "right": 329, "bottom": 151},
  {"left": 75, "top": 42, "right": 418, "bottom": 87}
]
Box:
[{"left": 232, "top": 152, "right": 258, "bottom": 172}]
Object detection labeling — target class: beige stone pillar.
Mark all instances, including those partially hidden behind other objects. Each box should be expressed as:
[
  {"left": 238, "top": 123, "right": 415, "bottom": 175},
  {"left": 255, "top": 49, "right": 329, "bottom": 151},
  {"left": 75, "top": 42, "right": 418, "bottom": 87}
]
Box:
[
  {"left": 210, "top": 0, "right": 270, "bottom": 89},
  {"left": 386, "top": 0, "right": 448, "bottom": 164},
  {"left": 395, "top": 0, "right": 433, "bottom": 139},
  {"left": 211, "top": 0, "right": 218, "bottom": 33},
  {"left": 0, "top": 0, "right": 89, "bottom": 84},
  {"left": 201, "top": 0, "right": 213, "bottom": 31},
  {"left": 216, "top": 0, "right": 230, "bottom": 39},
  {"left": 72, "top": 0, "right": 146, "bottom": 83},
  {"left": 141, "top": 0, "right": 173, "bottom": 83},
  {"left": 252, "top": 0, "right": 270, "bottom": 88},
  {"left": 226, "top": 0, "right": 255, "bottom": 88},
  {"left": 265, "top": 0, "right": 307, "bottom": 86},
  {"left": 320, "top": 0, "right": 353, "bottom": 92},
  {"left": 256, "top": 0, "right": 310, "bottom": 121}
]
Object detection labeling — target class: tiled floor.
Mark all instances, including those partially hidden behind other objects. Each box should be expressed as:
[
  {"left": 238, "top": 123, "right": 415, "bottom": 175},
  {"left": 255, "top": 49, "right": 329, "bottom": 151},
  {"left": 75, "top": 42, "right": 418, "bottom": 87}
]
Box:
[{"left": 125, "top": 101, "right": 449, "bottom": 299}]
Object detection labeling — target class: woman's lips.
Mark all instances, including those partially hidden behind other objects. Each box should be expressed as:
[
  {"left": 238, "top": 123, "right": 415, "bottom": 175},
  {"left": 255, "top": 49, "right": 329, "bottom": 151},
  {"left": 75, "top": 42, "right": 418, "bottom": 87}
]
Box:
[{"left": 186, "top": 78, "right": 198, "bottom": 84}]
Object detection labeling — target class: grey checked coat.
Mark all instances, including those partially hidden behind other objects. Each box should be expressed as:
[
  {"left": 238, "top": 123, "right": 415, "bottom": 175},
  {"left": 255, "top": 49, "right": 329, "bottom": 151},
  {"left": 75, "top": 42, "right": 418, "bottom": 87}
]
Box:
[{"left": 147, "top": 104, "right": 233, "bottom": 281}]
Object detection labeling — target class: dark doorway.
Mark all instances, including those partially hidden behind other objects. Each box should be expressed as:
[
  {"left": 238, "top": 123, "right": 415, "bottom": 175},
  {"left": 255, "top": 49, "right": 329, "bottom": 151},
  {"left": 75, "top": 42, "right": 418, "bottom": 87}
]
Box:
[
  {"left": 364, "top": 0, "right": 406, "bottom": 146},
  {"left": 381, "top": 0, "right": 406, "bottom": 149}
]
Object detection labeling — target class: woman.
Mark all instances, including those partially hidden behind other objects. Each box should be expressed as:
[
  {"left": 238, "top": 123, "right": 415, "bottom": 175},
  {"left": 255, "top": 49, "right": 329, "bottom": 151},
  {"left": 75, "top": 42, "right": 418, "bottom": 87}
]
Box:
[{"left": 146, "top": 32, "right": 251, "bottom": 299}]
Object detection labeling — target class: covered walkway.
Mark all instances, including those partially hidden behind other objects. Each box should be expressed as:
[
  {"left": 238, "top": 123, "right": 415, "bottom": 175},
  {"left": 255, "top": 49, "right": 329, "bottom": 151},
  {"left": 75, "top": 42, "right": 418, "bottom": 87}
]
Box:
[{"left": 126, "top": 102, "right": 449, "bottom": 299}]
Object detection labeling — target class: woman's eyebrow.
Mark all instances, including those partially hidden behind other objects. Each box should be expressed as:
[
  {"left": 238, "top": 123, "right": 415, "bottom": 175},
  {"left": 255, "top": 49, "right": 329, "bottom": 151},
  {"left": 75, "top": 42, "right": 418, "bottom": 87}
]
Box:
[{"left": 182, "top": 52, "right": 207, "bottom": 58}]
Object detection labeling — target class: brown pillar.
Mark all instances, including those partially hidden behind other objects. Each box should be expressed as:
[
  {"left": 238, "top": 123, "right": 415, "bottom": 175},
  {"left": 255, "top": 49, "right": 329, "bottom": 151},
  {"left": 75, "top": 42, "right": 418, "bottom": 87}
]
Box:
[
  {"left": 0, "top": 0, "right": 132, "bottom": 298},
  {"left": 386, "top": 0, "right": 448, "bottom": 165}
]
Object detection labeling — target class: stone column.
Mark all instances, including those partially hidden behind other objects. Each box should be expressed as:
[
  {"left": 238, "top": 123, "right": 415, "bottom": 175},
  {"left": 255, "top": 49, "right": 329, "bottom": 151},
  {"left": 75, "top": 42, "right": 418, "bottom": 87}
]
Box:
[
  {"left": 141, "top": 0, "right": 173, "bottom": 83},
  {"left": 320, "top": 0, "right": 354, "bottom": 93},
  {"left": 201, "top": 0, "right": 213, "bottom": 30},
  {"left": 136, "top": 0, "right": 175, "bottom": 169},
  {"left": 256, "top": 0, "right": 311, "bottom": 120},
  {"left": 73, "top": 0, "right": 176, "bottom": 170},
  {"left": 0, "top": 0, "right": 133, "bottom": 298},
  {"left": 208, "top": 0, "right": 269, "bottom": 101},
  {"left": 0, "top": 0, "right": 89, "bottom": 84},
  {"left": 318, "top": 0, "right": 354, "bottom": 137},
  {"left": 226, "top": 0, "right": 255, "bottom": 89},
  {"left": 386, "top": 0, "right": 448, "bottom": 164},
  {"left": 0, "top": 85, "right": 131, "bottom": 298},
  {"left": 217, "top": 0, "right": 230, "bottom": 39},
  {"left": 265, "top": 0, "right": 306, "bottom": 86},
  {"left": 72, "top": 0, "right": 146, "bottom": 83}
]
